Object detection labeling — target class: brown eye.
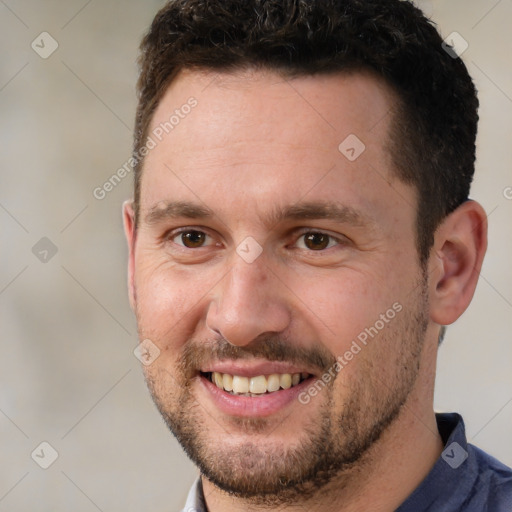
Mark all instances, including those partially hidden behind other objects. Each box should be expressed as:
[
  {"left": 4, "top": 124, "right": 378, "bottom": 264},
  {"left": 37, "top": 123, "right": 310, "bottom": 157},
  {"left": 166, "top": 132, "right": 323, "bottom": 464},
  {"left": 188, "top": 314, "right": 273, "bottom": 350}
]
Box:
[
  {"left": 302, "top": 232, "right": 332, "bottom": 250},
  {"left": 176, "top": 230, "right": 208, "bottom": 248}
]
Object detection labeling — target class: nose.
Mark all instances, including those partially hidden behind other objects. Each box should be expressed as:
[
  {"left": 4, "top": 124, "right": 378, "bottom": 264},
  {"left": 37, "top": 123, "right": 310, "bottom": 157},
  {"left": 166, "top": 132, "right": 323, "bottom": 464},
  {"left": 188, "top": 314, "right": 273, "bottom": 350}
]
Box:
[{"left": 205, "top": 255, "right": 291, "bottom": 347}]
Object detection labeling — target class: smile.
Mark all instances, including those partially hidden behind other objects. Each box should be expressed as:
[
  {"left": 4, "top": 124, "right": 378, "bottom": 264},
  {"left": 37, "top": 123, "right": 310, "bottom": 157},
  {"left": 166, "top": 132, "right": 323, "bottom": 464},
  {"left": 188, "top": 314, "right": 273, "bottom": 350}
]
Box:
[{"left": 203, "top": 371, "right": 311, "bottom": 396}]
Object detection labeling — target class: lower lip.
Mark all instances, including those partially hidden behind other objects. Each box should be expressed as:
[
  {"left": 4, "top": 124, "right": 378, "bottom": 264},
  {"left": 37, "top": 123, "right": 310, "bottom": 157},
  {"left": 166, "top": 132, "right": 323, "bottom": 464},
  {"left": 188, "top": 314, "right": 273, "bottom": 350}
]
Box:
[{"left": 198, "top": 374, "right": 314, "bottom": 417}]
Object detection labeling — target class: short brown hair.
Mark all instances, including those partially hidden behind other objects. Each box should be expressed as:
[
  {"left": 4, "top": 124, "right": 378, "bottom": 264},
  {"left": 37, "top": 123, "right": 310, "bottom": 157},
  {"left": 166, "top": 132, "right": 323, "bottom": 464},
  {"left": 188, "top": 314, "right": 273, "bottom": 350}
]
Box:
[{"left": 133, "top": 0, "right": 478, "bottom": 263}]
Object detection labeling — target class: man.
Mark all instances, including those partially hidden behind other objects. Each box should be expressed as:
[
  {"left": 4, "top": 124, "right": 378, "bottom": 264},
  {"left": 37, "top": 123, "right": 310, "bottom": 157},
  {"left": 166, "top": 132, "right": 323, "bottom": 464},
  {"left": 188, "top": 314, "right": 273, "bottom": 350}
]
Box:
[{"left": 123, "top": 0, "right": 512, "bottom": 510}]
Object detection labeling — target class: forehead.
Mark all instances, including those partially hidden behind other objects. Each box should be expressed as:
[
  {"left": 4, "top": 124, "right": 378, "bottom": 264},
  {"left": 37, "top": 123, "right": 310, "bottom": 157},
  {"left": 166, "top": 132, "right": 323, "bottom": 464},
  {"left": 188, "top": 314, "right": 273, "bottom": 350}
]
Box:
[
  {"left": 147, "top": 67, "right": 396, "bottom": 156},
  {"left": 139, "top": 68, "right": 413, "bottom": 229}
]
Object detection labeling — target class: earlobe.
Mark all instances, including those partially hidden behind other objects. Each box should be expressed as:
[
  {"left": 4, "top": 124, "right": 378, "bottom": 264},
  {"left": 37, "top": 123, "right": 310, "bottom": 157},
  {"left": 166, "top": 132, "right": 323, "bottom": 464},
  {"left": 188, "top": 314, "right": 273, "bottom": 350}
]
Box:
[
  {"left": 122, "top": 200, "right": 137, "bottom": 311},
  {"left": 429, "top": 200, "right": 487, "bottom": 326}
]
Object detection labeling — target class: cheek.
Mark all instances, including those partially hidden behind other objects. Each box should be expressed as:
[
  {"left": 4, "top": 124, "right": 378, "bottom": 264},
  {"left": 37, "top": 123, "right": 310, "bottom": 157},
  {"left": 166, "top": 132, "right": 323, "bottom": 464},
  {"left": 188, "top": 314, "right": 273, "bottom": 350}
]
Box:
[
  {"left": 133, "top": 253, "right": 214, "bottom": 351},
  {"left": 290, "top": 268, "right": 405, "bottom": 355}
]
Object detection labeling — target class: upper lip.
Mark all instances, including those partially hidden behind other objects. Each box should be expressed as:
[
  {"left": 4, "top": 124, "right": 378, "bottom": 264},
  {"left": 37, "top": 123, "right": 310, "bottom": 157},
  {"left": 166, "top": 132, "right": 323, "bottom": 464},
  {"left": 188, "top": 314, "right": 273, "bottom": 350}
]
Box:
[{"left": 200, "top": 359, "right": 316, "bottom": 378}]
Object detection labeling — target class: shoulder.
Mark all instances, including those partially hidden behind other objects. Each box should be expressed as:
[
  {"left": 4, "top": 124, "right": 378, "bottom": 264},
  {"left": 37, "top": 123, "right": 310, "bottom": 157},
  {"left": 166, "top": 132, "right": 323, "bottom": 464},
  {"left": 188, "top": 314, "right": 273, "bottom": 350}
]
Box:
[
  {"left": 397, "top": 413, "right": 512, "bottom": 512},
  {"left": 465, "top": 444, "right": 512, "bottom": 511}
]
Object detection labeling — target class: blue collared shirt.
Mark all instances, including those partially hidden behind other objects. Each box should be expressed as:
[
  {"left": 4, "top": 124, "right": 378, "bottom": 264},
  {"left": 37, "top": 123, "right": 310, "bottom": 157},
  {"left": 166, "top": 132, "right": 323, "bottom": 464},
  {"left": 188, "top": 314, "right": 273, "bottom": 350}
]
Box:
[{"left": 181, "top": 413, "right": 512, "bottom": 511}]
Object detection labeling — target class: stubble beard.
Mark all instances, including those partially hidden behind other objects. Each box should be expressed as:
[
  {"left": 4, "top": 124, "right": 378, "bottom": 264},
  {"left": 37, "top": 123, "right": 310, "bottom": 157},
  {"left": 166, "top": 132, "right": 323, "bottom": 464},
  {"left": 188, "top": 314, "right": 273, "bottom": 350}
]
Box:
[{"left": 138, "top": 277, "right": 429, "bottom": 507}]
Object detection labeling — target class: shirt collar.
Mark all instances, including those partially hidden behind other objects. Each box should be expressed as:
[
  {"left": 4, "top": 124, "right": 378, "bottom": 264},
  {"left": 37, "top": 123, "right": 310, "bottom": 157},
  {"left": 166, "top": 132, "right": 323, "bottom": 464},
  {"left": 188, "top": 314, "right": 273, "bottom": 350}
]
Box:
[
  {"left": 181, "top": 473, "right": 206, "bottom": 512},
  {"left": 396, "top": 412, "right": 478, "bottom": 511}
]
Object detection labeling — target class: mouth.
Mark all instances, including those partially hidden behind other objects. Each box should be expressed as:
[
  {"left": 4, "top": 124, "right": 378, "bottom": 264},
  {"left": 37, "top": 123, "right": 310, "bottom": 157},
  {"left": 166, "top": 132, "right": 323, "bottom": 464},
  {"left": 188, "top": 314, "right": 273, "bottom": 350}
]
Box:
[
  {"left": 196, "top": 360, "right": 321, "bottom": 417},
  {"left": 201, "top": 371, "right": 312, "bottom": 397}
]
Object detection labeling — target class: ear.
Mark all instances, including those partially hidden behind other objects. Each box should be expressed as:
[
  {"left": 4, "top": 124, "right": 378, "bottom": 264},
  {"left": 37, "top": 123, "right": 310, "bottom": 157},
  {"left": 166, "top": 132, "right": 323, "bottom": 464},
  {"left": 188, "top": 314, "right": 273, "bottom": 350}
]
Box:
[
  {"left": 122, "top": 200, "right": 137, "bottom": 312},
  {"left": 428, "top": 200, "right": 488, "bottom": 326}
]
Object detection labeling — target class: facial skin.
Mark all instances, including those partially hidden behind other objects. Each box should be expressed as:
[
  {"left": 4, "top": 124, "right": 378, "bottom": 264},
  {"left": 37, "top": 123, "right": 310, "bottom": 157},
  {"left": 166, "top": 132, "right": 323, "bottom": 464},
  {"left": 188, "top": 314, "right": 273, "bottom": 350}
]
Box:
[{"left": 124, "top": 69, "right": 487, "bottom": 511}]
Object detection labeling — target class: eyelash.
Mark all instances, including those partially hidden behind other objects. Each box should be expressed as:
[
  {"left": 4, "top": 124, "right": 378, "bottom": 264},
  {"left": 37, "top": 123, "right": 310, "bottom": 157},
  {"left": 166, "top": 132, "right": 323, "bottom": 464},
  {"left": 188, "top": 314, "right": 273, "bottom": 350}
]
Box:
[
  {"left": 167, "top": 228, "right": 216, "bottom": 248},
  {"left": 294, "top": 229, "right": 345, "bottom": 250},
  {"left": 166, "top": 227, "right": 346, "bottom": 251}
]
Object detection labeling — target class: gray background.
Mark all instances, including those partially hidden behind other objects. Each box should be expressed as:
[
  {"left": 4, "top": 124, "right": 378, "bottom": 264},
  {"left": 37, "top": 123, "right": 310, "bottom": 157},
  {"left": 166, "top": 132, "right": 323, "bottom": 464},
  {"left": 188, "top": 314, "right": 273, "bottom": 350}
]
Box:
[{"left": 1, "top": 1, "right": 511, "bottom": 510}]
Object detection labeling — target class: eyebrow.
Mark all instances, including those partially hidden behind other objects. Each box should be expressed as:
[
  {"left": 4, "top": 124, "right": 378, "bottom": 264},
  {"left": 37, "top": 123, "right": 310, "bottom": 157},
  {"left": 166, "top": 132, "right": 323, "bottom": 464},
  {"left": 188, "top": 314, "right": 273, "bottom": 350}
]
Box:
[
  {"left": 144, "top": 201, "right": 214, "bottom": 225},
  {"left": 144, "top": 200, "right": 374, "bottom": 230},
  {"left": 265, "top": 201, "right": 374, "bottom": 230}
]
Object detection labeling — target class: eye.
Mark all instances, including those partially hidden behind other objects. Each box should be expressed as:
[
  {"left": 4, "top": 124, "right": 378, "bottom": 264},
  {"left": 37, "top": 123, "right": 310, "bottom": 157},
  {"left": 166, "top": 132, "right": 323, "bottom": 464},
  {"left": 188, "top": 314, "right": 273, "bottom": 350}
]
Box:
[
  {"left": 296, "top": 231, "right": 340, "bottom": 251},
  {"left": 170, "top": 229, "right": 214, "bottom": 248}
]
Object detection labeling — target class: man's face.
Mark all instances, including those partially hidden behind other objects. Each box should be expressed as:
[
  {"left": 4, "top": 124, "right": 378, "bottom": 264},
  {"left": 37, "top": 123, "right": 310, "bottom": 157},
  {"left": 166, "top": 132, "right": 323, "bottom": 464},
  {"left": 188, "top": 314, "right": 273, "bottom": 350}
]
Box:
[{"left": 126, "top": 69, "right": 431, "bottom": 502}]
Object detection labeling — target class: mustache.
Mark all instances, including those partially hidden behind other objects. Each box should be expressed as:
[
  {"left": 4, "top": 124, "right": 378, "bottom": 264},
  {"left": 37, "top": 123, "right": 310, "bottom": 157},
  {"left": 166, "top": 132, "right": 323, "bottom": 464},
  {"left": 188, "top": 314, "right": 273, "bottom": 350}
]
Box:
[{"left": 178, "top": 333, "right": 337, "bottom": 378}]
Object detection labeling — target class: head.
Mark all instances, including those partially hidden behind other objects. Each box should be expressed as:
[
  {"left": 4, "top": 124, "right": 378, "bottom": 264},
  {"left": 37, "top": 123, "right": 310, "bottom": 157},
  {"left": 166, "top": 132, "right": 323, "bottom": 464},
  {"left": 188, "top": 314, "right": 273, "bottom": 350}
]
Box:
[{"left": 124, "top": 0, "right": 487, "bottom": 505}]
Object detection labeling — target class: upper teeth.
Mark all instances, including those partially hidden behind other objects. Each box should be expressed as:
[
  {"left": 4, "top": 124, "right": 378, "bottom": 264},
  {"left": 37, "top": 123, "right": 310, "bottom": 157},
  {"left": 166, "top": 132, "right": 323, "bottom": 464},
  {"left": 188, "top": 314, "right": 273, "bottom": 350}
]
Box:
[{"left": 209, "top": 372, "right": 309, "bottom": 395}]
